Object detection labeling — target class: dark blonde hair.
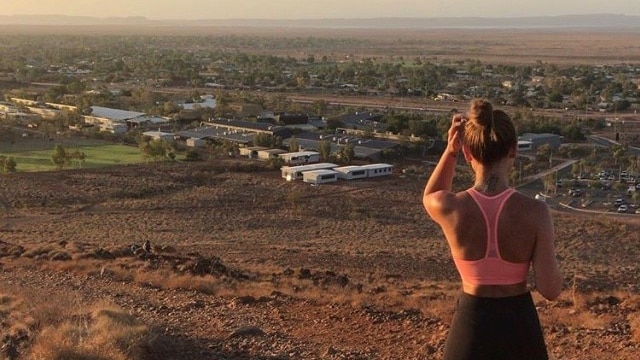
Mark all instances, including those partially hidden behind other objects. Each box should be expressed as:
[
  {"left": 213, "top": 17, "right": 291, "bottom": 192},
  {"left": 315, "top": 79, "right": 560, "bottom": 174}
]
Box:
[{"left": 463, "top": 99, "right": 516, "bottom": 166}]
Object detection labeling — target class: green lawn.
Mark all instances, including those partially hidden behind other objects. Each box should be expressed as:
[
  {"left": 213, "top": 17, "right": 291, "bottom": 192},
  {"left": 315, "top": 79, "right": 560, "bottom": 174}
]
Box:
[{"left": 2, "top": 142, "right": 146, "bottom": 172}]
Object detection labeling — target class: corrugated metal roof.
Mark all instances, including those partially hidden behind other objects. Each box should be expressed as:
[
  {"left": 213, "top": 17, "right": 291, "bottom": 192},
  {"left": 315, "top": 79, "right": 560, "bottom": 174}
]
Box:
[
  {"left": 177, "top": 127, "right": 253, "bottom": 145},
  {"left": 90, "top": 106, "right": 145, "bottom": 121}
]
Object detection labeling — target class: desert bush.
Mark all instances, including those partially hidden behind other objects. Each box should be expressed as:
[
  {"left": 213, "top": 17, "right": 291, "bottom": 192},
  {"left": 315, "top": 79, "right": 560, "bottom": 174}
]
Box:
[
  {"left": 21, "top": 244, "right": 58, "bottom": 259},
  {"left": 29, "top": 303, "right": 154, "bottom": 360},
  {"left": 630, "top": 312, "right": 640, "bottom": 343},
  {"left": 134, "top": 270, "right": 219, "bottom": 295}
]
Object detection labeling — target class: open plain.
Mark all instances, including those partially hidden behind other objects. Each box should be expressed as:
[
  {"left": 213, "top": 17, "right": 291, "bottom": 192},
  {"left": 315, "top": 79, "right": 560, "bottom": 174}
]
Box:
[{"left": 0, "top": 159, "right": 638, "bottom": 359}]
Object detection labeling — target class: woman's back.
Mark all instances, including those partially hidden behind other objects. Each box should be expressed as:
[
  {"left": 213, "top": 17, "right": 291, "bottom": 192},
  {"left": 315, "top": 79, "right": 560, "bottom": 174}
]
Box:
[{"left": 449, "top": 189, "right": 539, "bottom": 263}]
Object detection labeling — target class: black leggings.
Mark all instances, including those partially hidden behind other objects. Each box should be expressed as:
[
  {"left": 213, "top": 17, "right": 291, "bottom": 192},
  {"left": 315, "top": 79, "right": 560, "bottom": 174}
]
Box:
[{"left": 443, "top": 292, "right": 548, "bottom": 360}]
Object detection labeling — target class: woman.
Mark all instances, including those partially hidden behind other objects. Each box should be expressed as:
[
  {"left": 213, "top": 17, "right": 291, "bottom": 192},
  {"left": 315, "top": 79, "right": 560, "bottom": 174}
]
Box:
[{"left": 423, "top": 99, "right": 562, "bottom": 359}]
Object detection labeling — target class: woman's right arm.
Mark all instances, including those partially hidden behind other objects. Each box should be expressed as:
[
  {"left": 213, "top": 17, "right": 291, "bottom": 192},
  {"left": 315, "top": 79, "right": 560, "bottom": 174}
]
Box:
[
  {"left": 423, "top": 114, "right": 465, "bottom": 222},
  {"left": 532, "top": 204, "right": 563, "bottom": 300}
]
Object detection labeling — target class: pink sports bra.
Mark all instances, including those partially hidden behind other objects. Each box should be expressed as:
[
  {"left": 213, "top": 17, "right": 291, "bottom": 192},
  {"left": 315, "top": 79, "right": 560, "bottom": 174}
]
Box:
[{"left": 452, "top": 188, "right": 530, "bottom": 286}]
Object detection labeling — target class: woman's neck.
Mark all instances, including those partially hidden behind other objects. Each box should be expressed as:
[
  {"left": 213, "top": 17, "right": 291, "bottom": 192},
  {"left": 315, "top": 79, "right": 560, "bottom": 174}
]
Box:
[
  {"left": 473, "top": 174, "right": 509, "bottom": 195},
  {"left": 472, "top": 166, "right": 510, "bottom": 195}
]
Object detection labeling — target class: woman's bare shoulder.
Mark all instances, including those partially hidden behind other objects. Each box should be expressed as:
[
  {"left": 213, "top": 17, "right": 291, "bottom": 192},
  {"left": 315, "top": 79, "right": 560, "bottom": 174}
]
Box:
[
  {"left": 510, "top": 191, "right": 550, "bottom": 214},
  {"left": 424, "top": 190, "right": 470, "bottom": 218}
]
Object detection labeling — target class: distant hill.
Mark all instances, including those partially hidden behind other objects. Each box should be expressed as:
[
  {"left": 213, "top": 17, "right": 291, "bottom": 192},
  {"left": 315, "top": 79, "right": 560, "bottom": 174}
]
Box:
[{"left": 1, "top": 13, "right": 639, "bottom": 29}]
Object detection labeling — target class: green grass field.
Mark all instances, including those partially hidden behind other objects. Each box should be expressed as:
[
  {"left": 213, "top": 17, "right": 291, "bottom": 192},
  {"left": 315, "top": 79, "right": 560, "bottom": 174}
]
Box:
[{"left": 1, "top": 140, "right": 146, "bottom": 172}]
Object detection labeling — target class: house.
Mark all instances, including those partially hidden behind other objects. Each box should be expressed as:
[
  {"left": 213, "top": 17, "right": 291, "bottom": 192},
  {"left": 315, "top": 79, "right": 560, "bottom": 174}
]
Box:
[
  {"left": 518, "top": 133, "right": 562, "bottom": 151},
  {"left": 126, "top": 116, "right": 171, "bottom": 129},
  {"left": 281, "top": 132, "right": 401, "bottom": 161},
  {"left": 275, "top": 113, "right": 309, "bottom": 126},
  {"left": 181, "top": 95, "right": 217, "bottom": 110},
  {"left": 83, "top": 106, "right": 147, "bottom": 132},
  {"left": 177, "top": 126, "right": 253, "bottom": 146},
  {"left": 26, "top": 106, "right": 60, "bottom": 119},
  {"left": 205, "top": 119, "right": 291, "bottom": 138},
  {"left": 339, "top": 112, "right": 385, "bottom": 132},
  {"left": 239, "top": 146, "right": 269, "bottom": 158},
  {"left": 228, "top": 103, "right": 264, "bottom": 117},
  {"left": 303, "top": 169, "right": 338, "bottom": 185},
  {"left": 257, "top": 148, "right": 287, "bottom": 160},
  {"left": 186, "top": 138, "right": 207, "bottom": 148},
  {"left": 142, "top": 131, "right": 174, "bottom": 141},
  {"left": 517, "top": 140, "right": 533, "bottom": 152},
  {"left": 278, "top": 151, "right": 320, "bottom": 165},
  {"left": 0, "top": 102, "right": 19, "bottom": 113}
]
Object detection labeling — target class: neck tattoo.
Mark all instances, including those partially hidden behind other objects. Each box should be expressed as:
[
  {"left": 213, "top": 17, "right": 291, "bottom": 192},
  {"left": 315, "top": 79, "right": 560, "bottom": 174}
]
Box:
[{"left": 474, "top": 174, "right": 504, "bottom": 194}]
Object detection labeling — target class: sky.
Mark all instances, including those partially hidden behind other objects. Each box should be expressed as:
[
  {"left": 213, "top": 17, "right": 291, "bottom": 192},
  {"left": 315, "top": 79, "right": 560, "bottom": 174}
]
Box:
[{"left": 0, "top": 0, "right": 638, "bottom": 20}]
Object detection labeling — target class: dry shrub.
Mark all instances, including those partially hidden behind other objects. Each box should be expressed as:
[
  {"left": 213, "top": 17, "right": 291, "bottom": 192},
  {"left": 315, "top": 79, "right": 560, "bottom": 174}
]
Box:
[
  {"left": 622, "top": 294, "right": 640, "bottom": 343},
  {"left": 0, "top": 293, "right": 13, "bottom": 308},
  {"left": 554, "top": 308, "right": 612, "bottom": 330},
  {"left": 29, "top": 303, "right": 153, "bottom": 360},
  {"left": 629, "top": 312, "right": 640, "bottom": 343},
  {"left": 0, "top": 293, "right": 35, "bottom": 338},
  {"left": 540, "top": 290, "right": 622, "bottom": 331},
  {"left": 134, "top": 270, "right": 219, "bottom": 294},
  {"left": 29, "top": 322, "right": 113, "bottom": 360},
  {"left": 46, "top": 258, "right": 97, "bottom": 273},
  {"left": 21, "top": 244, "right": 58, "bottom": 259}
]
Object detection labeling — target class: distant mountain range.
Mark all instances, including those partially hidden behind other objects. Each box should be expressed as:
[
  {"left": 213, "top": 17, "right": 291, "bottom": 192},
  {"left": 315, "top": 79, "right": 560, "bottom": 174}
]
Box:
[{"left": 1, "top": 14, "right": 639, "bottom": 29}]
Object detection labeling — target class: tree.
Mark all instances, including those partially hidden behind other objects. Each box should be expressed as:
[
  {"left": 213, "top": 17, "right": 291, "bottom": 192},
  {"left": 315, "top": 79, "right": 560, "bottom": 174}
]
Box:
[
  {"left": 613, "top": 147, "right": 625, "bottom": 166},
  {"left": 289, "top": 136, "right": 299, "bottom": 152},
  {"left": 51, "top": 145, "right": 86, "bottom": 169},
  {"left": 561, "top": 124, "right": 586, "bottom": 141},
  {"left": 0, "top": 156, "right": 17, "bottom": 173},
  {"left": 253, "top": 133, "right": 278, "bottom": 148},
  {"left": 51, "top": 144, "right": 70, "bottom": 170},
  {"left": 339, "top": 143, "right": 355, "bottom": 165},
  {"left": 138, "top": 136, "right": 175, "bottom": 162},
  {"left": 69, "top": 149, "right": 86, "bottom": 168},
  {"left": 318, "top": 139, "right": 332, "bottom": 161},
  {"left": 535, "top": 144, "right": 553, "bottom": 165},
  {"left": 185, "top": 149, "right": 201, "bottom": 161}
]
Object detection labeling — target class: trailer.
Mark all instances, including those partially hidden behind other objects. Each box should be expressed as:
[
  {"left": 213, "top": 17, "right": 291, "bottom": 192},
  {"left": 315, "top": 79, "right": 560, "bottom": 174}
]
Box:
[
  {"left": 360, "top": 163, "right": 394, "bottom": 178},
  {"left": 302, "top": 169, "right": 338, "bottom": 185},
  {"left": 281, "top": 163, "right": 339, "bottom": 181},
  {"left": 334, "top": 165, "right": 368, "bottom": 180}
]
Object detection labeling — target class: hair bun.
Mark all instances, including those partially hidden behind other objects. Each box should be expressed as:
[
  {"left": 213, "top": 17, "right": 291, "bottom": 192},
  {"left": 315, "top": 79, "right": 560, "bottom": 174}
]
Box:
[{"left": 468, "top": 99, "right": 494, "bottom": 128}]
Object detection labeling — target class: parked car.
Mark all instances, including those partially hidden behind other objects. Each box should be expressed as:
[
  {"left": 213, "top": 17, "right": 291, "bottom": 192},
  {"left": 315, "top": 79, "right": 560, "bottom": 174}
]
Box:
[
  {"left": 568, "top": 188, "right": 582, "bottom": 197},
  {"left": 636, "top": 208, "right": 640, "bottom": 214},
  {"left": 617, "top": 204, "right": 628, "bottom": 213}
]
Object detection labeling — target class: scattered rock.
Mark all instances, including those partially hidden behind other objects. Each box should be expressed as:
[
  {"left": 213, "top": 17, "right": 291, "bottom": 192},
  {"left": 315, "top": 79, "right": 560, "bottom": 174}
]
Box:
[{"left": 227, "top": 326, "right": 265, "bottom": 339}]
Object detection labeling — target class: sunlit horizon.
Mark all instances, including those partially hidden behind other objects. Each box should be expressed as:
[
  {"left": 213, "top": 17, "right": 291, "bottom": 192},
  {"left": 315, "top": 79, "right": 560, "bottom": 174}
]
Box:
[{"left": 0, "top": 0, "right": 638, "bottom": 20}]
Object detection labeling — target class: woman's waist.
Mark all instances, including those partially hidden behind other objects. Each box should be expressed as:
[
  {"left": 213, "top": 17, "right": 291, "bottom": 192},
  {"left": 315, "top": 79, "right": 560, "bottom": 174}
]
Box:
[{"left": 462, "top": 281, "right": 528, "bottom": 298}]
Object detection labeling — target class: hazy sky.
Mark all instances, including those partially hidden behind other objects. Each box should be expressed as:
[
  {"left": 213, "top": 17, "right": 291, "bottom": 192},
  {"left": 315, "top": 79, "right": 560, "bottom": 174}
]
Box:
[{"left": 1, "top": 0, "right": 638, "bottom": 19}]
